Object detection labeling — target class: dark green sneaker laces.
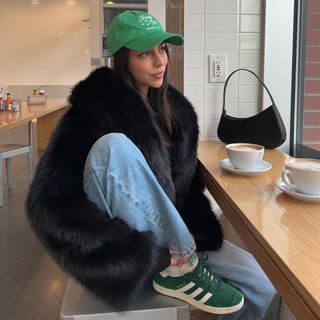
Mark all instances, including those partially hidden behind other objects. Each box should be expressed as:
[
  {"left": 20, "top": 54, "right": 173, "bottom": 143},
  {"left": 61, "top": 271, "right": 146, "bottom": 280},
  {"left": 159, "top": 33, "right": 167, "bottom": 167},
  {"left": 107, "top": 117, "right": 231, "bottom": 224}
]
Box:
[{"left": 153, "top": 253, "right": 244, "bottom": 314}]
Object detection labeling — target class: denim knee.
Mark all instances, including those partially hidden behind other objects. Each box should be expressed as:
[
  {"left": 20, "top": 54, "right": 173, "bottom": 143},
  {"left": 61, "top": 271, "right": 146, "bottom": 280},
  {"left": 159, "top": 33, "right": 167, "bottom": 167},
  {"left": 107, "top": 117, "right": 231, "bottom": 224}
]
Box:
[
  {"left": 88, "top": 133, "right": 142, "bottom": 166},
  {"left": 93, "top": 133, "right": 134, "bottom": 153}
]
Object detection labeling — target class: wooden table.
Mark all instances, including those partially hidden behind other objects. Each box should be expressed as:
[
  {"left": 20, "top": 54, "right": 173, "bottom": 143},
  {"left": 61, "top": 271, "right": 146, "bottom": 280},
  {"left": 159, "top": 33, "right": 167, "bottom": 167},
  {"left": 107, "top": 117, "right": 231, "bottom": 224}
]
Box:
[
  {"left": 0, "top": 99, "right": 68, "bottom": 149},
  {"left": 198, "top": 141, "right": 320, "bottom": 320}
]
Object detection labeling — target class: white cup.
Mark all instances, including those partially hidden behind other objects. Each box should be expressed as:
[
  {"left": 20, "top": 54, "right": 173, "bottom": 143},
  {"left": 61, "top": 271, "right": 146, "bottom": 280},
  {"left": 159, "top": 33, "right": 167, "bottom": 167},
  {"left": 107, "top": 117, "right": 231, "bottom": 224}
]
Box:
[
  {"left": 282, "top": 158, "right": 320, "bottom": 195},
  {"left": 226, "top": 143, "right": 265, "bottom": 170}
]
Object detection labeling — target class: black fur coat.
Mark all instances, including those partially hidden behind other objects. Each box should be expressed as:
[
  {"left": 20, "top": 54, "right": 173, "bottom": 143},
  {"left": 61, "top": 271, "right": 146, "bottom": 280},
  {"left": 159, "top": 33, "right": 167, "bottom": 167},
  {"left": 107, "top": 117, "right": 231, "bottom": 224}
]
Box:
[{"left": 26, "top": 67, "right": 223, "bottom": 310}]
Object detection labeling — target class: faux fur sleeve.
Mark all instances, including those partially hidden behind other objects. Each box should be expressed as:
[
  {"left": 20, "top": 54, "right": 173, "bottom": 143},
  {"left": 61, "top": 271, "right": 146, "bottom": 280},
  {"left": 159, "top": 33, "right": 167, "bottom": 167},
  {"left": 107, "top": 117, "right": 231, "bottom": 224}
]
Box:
[{"left": 25, "top": 108, "right": 170, "bottom": 310}]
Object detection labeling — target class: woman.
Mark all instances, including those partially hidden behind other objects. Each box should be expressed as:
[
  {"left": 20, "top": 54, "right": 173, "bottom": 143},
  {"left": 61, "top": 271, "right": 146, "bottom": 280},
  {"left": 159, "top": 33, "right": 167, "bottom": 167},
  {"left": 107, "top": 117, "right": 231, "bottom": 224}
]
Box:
[{"left": 26, "top": 10, "right": 279, "bottom": 319}]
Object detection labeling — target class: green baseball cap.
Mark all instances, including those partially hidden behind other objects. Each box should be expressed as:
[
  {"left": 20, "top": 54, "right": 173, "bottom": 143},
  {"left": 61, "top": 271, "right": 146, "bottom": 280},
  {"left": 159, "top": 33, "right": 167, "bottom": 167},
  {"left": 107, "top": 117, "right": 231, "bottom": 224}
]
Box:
[{"left": 107, "top": 10, "right": 184, "bottom": 55}]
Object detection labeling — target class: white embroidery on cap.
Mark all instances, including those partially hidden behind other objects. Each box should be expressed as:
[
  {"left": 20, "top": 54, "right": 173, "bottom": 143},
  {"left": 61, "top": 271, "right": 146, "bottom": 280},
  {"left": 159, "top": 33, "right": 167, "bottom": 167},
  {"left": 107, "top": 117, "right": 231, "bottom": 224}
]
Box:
[{"left": 137, "top": 15, "right": 160, "bottom": 30}]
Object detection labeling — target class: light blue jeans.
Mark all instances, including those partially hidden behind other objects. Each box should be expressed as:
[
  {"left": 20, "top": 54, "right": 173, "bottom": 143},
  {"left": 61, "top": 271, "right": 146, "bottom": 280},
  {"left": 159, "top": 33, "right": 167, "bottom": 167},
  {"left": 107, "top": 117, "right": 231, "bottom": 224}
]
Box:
[{"left": 83, "top": 133, "right": 280, "bottom": 320}]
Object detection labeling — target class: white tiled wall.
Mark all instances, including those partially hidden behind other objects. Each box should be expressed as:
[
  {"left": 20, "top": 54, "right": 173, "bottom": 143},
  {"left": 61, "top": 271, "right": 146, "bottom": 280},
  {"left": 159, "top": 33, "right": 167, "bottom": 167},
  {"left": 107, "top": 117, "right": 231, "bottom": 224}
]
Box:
[
  {"left": 184, "top": 0, "right": 262, "bottom": 140},
  {"left": 185, "top": 3, "right": 296, "bottom": 319}
]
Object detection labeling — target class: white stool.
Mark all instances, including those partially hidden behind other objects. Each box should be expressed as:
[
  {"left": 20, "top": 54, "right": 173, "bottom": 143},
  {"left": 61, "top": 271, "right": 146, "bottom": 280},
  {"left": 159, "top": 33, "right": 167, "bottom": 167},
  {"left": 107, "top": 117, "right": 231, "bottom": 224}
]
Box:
[
  {"left": 60, "top": 279, "right": 190, "bottom": 320},
  {"left": 0, "top": 121, "right": 33, "bottom": 207}
]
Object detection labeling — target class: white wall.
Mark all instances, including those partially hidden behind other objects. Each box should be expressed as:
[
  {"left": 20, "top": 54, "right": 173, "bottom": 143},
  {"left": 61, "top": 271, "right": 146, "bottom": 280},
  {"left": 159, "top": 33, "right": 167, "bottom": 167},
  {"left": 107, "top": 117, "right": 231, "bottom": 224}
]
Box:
[
  {"left": 0, "top": 0, "right": 90, "bottom": 86},
  {"left": 0, "top": 0, "right": 90, "bottom": 144},
  {"left": 263, "top": 0, "right": 295, "bottom": 152},
  {"left": 184, "top": 0, "right": 263, "bottom": 141},
  {"left": 148, "top": 0, "right": 166, "bottom": 27}
]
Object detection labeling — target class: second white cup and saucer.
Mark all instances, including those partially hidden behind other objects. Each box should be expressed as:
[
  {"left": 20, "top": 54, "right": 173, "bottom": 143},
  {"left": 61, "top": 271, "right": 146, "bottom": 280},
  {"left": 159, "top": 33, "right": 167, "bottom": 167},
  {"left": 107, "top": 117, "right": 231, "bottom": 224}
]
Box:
[
  {"left": 220, "top": 143, "right": 272, "bottom": 176},
  {"left": 276, "top": 158, "right": 320, "bottom": 203}
]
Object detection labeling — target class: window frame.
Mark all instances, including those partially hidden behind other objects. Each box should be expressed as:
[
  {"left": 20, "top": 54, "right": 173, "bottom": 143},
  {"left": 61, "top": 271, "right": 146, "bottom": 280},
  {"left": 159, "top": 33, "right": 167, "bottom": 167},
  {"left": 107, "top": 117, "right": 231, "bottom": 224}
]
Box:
[{"left": 291, "top": 0, "right": 320, "bottom": 158}]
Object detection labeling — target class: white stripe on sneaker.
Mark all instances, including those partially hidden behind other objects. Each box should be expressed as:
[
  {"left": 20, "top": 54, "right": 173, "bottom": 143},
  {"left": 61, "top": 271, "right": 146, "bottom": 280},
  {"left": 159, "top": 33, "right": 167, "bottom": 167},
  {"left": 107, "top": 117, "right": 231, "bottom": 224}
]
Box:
[
  {"left": 153, "top": 281, "right": 244, "bottom": 315},
  {"left": 190, "top": 287, "right": 204, "bottom": 298},
  {"left": 176, "top": 282, "right": 195, "bottom": 292},
  {"left": 199, "top": 292, "right": 213, "bottom": 303}
]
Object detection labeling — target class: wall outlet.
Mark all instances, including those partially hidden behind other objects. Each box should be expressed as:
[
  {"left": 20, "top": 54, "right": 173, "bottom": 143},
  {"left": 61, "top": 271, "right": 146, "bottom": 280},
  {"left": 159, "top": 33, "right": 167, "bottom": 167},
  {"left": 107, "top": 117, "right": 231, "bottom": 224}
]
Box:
[{"left": 209, "top": 54, "right": 227, "bottom": 83}]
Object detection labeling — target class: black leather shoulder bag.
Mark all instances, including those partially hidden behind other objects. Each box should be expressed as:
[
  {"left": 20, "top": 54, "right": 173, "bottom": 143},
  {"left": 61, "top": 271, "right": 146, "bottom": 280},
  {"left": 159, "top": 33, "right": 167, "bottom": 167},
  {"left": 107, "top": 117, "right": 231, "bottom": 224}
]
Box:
[{"left": 217, "top": 68, "right": 287, "bottom": 149}]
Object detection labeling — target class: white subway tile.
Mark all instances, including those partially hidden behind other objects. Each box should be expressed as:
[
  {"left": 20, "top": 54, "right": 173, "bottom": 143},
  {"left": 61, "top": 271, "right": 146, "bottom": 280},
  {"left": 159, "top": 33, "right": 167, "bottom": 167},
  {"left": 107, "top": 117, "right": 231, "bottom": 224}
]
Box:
[
  {"left": 204, "top": 67, "right": 239, "bottom": 85},
  {"left": 223, "top": 102, "right": 239, "bottom": 117},
  {"left": 193, "top": 103, "right": 204, "bottom": 119},
  {"left": 225, "top": 69, "right": 239, "bottom": 84},
  {"left": 198, "top": 118, "right": 204, "bottom": 140},
  {"left": 240, "top": 33, "right": 261, "bottom": 50},
  {"left": 239, "top": 68, "right": 260, "bottom": 85},
  {"left": 238, "top": 85, "right": 259, "bottom": 103},
  {"left": 238, "top": 103, "right": 259, "bottom": 117},
  {"left": 241, "top": 0, "right": 261, "bottom": 14},
  {"left": 186, "top": 14, "right": 204, "bottom": 32},
  {"left": 239, "top": 51, "right": 261, "bottom": 68},
  {"left": 185, "top": 50, "right": 204, "bottom": 68},
  {"left": 204, "top": 102, "right": 222, "bottom": 119},
  {"left": 204, "top": 84, "right": 224, "bottom": 103},
  {"left": 205, "top": 0, "right": 240, "bottom": 14},
  {"left": 204, "top": 51, "right": 239, "bottom": 68},
  {"left": 205, "top": 15, "right": 239, "bottom": 33},
  {"left": 184, "top": 69, "right": 204, "bottom": 85},
  {"left": 204, "top": 85, "right": 238, "bottom": 103},
  {"left": 203, "top": 119, "right": 220, "bottom": 140},
  {"left": 205, "top": 33, "right": 239, "bottom": 50},
  {"left": 185, "top": 0, "right": 204, "bottom": 14},
  {"left": 184, "top": 85, "right": 204, "bottom": 103},
  {"left": 204, "top": 102, "right": 239, "bottom": 119},
  {"left": 184, "top": 33, "right": 204, "bottom": 50},
  {"left": 240, "top": 15, "right": 261, "bottom": 32}
]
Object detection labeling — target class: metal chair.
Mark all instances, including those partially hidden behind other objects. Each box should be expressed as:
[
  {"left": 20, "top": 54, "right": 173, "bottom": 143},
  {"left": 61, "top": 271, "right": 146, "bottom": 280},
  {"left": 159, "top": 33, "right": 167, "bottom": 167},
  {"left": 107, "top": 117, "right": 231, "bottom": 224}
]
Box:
[{"left": 0, "top": 121, "right": 33, "bottom": 207}]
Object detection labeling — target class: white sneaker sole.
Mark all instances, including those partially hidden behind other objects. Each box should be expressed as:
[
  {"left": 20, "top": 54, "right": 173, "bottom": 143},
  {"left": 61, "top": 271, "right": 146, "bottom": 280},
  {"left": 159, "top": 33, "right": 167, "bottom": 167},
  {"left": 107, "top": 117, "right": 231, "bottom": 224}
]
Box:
[{"left": 153, "top": 281, "right": 244, "bottom": 315}]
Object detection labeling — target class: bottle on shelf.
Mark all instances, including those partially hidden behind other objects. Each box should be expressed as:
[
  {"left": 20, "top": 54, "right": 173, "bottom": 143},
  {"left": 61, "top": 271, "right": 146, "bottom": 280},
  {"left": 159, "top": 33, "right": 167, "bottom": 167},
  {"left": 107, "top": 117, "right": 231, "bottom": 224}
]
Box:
[
  {"left": 0, "top": 95, "right": 3, "bottom": 111},
  {"left": 6, "top": 92, "right": 12, "bottom": 111}
]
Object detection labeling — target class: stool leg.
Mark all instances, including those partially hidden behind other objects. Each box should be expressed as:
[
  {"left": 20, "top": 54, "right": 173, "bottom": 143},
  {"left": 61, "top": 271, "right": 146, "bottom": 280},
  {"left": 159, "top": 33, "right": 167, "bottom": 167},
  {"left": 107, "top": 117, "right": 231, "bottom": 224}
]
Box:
[
  {"left": 5, "top": 158, "right": 12, "bottom": 190},
  {"left": 27, "top": 149, "right": 33, "bottom": 181},
  {"left": 28, "top": 121, "right": 34, "bottom": 182},
  {"left": 0, "top": 158, "right": 3, "bottom": 207}
]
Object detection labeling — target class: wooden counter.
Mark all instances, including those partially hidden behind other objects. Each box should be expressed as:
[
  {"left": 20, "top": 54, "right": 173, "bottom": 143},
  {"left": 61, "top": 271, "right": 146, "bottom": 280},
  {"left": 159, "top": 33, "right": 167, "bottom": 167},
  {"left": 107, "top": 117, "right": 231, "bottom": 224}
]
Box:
[
  {"left": 0, "top": 99, "right": 69, "bottom": 149},
  {"left": 198, "top": 141, "right": 320, "bottom": 320}
]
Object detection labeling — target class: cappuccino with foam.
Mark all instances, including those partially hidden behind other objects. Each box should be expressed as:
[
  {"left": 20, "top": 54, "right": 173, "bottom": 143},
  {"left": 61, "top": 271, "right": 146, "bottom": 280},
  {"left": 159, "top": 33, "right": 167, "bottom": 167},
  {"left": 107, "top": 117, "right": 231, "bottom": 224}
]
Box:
[
  {"left": 226, "top": 143, "right": 264, "bottom": 170},
  {"left": 228, "top": 145, "right": 261, "bottom": 152},
  {"left": 282, "top": 158, "right": 320, "bottom": 195}
]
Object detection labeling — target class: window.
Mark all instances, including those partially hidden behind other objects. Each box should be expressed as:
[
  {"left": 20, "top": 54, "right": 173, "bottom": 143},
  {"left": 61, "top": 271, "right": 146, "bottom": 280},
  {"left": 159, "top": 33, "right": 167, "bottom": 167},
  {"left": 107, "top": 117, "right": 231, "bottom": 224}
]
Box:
[{"left": 292, "top": 0, "right": 320, "bottom": 158}]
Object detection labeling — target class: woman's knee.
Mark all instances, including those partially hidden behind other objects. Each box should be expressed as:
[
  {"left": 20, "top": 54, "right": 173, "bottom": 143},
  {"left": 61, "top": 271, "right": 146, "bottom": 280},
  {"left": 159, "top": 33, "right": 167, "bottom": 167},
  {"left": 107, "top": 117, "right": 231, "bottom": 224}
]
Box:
[
  {"left": 87, "top": 133, "right": 143, "bottom": 165},
  {"left": 95, "top": 133, "right": 133, "bottom": 150}
]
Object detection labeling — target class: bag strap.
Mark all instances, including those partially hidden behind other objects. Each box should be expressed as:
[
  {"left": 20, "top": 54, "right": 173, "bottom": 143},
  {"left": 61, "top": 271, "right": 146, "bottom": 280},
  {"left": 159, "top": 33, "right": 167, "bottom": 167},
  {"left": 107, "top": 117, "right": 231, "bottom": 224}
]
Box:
[{"left": 222, "top": 68, "right": 276, "bottom": 114}]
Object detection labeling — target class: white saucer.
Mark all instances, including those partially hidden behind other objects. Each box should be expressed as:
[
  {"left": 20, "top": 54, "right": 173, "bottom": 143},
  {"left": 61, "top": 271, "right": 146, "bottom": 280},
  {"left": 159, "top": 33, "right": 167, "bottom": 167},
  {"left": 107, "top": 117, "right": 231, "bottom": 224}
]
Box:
[
  {"left": 276, "top": 179, "right": 320, "bottom": 203},
  {"left": 220, "top": 158, "right": 272, "bottom": 176}
]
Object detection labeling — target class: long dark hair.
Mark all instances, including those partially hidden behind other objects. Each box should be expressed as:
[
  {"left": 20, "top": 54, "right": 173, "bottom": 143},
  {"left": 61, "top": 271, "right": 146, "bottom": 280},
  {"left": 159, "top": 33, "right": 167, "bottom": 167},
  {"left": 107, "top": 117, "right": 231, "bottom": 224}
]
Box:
[{"left": 113, "top": 45, "right": 173, "bottom": 141}]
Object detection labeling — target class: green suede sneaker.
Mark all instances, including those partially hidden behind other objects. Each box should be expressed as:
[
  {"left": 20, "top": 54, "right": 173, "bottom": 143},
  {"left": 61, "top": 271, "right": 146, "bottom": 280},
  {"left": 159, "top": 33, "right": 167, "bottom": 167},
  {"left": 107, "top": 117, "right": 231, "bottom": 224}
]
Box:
[{"left": 153, "top": 253, "right": 244, "bottom": 314}]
